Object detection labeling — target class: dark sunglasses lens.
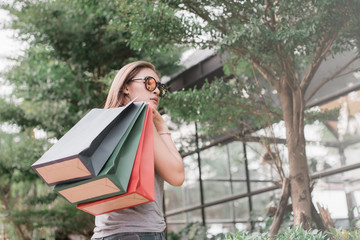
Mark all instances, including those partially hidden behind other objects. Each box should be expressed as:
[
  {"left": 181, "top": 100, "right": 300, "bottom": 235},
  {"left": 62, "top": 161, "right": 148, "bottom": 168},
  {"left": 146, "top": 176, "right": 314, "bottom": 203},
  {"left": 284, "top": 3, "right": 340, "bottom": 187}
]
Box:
[
  {"left": 159, "top": 84, "right": 167, "bottom": 97},
  {"left": 145, "top": 77, "right": 157, "bottom": 91}
]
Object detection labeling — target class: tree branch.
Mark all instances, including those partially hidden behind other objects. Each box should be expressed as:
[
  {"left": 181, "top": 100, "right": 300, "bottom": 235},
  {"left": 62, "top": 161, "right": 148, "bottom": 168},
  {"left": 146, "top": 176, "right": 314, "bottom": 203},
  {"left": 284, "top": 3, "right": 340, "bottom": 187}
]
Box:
[
  {"left": 251, "top": 58, "right": 280, "bottom": 91},
  {"left": 183, "top": 2, "right": 229, "bottom": 34},
  {"left": 275, "top": 42, "right": 297, "bottom": 92},
  {"left": 221, "top": 0, "right": 249, "bottom": 22},
  {"left": 252, "top": 65, "right": 286, "bottom": 179},
  {"left": 305, "top": 54, "right": 360, "bottom": 103},
  {"left": 264, "top": 0, "right": 276, "bottom": 32},
  {"left": 300, "top": 31, "right": 340, "bottom": 94}
]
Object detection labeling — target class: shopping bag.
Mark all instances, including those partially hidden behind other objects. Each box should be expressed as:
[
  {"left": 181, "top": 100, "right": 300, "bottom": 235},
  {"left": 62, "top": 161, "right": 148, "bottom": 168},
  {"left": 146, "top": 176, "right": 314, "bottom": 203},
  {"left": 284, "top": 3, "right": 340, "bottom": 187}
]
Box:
[
  {"left": 32, "top": 100, "right": 141, "bottom": 186},
  {"left": 77, "top": 104, "right": 154, "bottom": 216},
  {"left": 54, "top": 103, "right": 149, "bottom": 204}
]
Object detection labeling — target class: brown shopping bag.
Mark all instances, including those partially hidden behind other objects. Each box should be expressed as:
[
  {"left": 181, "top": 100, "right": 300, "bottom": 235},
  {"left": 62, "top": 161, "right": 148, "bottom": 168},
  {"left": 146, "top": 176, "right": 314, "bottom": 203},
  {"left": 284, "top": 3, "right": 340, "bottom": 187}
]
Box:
[{"left": 32, "top": 100, "right": 142, "bottom": 186}]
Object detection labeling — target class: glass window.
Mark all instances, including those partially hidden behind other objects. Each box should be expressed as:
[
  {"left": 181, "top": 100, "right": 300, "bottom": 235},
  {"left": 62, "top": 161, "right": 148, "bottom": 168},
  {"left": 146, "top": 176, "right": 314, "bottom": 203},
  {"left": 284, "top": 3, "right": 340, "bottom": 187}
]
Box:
[
  {"left": 304, "top": 121, "right": 338, "bottom": 142},
  {"left": 164, "top": 153, "right": 202, "bottom": 211},
  {"left": 231, "top": 182, "right": 247, "bottom": 195},
  {"left": 245, "top": 142, "right": 267, "bottom": 180},
  {"left": 312, "top": 190, "right": 348, "bottom": 219},
  {"left": 344, "top": 142, "right": 360, "bottom": 165},
  {"left": 203, "top": 181, "right": 231, "bottom": 203},
  {"left": 183, "top": 181, "right": 201, "bottom": 206},
  {"left": 205, "top": 202, "right": 233, "bottom": 220},
  {"left": 251, "top": 191, "right": 278, "bottom": 218},
  {"left": 165, "top": 183, "right": 184, "bottom": 211},
  {"left": 166, "top": 213, "right": 185, "bottom": 223},
  {"left": 306, "top": 145, "right": 341, "bottom": 173},
  {"left": 245, "top": 142, "right": 278, "bottom": 190},
  {"left": 185, "top": 209, "right": 203, "bottom": 223},
  {"left": 227, "top": 141, "right": 246, "bottom": 177},
  {"left": 200, "top": 145, "right": 230, "bottom": 179},
  {"left": 183, "top": 154, "right": 199, "bottom": 181},
  {"left": 250, "top": 181, "right": 274, "bottom": 192},
  {"left": 234, "top": 198, "right": 250, "bottom": 219},
  {"left": 165, "top": 181, "right": 202, "bottom": 212}
]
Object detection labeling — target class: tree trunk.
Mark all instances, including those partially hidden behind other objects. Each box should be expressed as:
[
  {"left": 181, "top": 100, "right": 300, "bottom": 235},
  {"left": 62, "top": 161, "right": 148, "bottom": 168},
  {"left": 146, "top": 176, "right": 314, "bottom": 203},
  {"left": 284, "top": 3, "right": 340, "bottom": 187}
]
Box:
[
  {"left": 0, "top": 193, "right": 29, "bottom": 240},
  {"left": 279, "top": 80, "right": 312, "bottom": 229},
  {"left": 288, "top": 134, "right": 312, "bottom": 228}
]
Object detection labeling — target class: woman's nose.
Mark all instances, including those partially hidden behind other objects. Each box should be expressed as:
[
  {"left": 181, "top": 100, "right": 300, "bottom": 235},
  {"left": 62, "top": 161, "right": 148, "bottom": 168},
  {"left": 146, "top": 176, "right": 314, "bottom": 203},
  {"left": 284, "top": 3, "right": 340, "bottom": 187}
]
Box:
[{"left": 153, "top": 86, "right": 160, "bottom": 96}]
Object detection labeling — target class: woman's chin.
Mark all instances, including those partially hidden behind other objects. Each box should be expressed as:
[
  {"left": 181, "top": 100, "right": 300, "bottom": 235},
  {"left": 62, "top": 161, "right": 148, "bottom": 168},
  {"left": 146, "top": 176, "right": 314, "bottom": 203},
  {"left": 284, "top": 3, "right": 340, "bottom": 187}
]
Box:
[{"left": 149, "top": 101, "right": 158, "bottom": 110}]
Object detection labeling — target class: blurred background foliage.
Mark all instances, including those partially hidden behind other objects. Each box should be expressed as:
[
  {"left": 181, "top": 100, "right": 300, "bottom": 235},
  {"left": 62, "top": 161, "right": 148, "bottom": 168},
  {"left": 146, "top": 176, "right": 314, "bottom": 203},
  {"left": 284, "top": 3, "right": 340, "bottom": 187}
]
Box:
[{"left": 0, "top": 0, "right": 185, "bottom": 238}]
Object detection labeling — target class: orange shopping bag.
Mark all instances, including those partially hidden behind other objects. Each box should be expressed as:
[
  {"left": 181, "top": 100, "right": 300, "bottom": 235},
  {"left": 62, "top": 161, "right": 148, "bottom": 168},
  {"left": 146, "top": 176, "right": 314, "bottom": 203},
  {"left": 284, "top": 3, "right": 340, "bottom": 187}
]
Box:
[{"left": 77, "top": 104, "right": 154, "bottom": 215}]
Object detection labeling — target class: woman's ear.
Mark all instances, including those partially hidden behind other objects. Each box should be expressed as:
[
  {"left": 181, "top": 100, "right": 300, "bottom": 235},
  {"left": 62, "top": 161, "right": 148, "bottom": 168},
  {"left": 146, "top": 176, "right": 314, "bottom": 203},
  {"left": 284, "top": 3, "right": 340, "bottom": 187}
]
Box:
[{"left": 123, "top": 85, "right": 129, "bottom": 96}]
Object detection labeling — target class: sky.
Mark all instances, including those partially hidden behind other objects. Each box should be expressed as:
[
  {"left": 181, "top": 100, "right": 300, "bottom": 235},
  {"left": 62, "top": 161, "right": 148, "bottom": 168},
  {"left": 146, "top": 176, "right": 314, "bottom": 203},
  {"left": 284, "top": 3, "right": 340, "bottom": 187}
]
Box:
[
  {"left": 0, "top": 8, "right": 26, "bottom": 96},
  {"left": 0, "top": 8, "right": 26, "bottom": 133}
]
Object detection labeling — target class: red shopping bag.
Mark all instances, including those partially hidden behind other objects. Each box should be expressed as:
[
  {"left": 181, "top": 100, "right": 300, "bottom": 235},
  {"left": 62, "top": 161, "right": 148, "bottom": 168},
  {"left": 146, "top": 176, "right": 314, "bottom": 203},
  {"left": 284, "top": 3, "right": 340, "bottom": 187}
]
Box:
[{"left": 77, "top": 104, "right": 154, "bottom": 216}]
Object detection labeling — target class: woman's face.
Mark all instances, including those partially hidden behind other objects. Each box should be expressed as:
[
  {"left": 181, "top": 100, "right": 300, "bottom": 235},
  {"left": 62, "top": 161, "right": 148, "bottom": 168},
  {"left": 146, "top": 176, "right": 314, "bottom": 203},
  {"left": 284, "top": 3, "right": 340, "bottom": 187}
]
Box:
[{"left": 124, "top": 68, "right": 161, "bottom": 110}]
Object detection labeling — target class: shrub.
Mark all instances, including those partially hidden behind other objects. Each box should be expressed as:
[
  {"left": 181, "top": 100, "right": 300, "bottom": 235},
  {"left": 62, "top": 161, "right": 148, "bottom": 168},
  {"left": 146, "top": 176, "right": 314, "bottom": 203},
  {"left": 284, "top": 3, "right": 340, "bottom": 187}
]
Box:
[
  {"left": 169, "top": 223, "right": 360, "bottom": 240},
  {"left": 226, "top": 226, "right": 360, "bottom": 240},
  {"left": 329, "top": 228, "right": 360, "bottom": 240}
]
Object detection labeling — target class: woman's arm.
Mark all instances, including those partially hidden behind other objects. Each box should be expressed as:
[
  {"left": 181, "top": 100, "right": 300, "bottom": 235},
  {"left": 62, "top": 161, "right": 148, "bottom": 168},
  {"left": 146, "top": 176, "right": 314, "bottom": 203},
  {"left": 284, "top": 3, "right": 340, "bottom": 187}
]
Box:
[{"left": 152, "top": 109, "right": 185, "bottom": 186}]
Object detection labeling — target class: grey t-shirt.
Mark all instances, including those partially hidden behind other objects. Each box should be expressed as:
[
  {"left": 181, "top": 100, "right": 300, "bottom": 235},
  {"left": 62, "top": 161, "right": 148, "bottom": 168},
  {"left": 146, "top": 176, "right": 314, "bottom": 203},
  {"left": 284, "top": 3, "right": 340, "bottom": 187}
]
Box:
[{"left": 92, "top": 172, "right": 166, "bottom": 239}]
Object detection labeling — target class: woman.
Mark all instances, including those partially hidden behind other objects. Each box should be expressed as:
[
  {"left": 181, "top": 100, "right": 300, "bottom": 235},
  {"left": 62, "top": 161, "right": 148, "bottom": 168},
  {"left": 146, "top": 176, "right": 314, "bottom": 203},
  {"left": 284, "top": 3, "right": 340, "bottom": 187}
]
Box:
[{"left": 92, "top": 61, "right": 185, "bottom": 240}]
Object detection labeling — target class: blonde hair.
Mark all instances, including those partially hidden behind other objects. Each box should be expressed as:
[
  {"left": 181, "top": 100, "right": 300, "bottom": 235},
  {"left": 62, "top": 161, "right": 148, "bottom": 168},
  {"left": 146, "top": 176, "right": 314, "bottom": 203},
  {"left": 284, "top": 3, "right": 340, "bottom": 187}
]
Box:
[{"left": 104, "top": 61, "right": 157, "bottom": 109}]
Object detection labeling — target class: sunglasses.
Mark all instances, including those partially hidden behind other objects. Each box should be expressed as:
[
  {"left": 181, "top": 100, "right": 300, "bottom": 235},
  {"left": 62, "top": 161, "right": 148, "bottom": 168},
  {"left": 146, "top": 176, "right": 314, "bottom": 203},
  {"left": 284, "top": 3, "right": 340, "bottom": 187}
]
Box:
[{"left": 129, "top": 76, "right": 167, "bottom": 97}]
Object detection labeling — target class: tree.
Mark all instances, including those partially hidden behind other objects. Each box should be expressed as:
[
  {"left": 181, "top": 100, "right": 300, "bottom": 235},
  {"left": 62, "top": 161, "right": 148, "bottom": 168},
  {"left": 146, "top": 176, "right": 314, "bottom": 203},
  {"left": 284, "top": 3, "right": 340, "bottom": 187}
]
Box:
[
  {"left": 0, "top": 0, "right": 184, "bottom": 238},
  {"left": 1, "top": 0, "right": 184, "bottom": 138},
  {"left": 0, "top": 129, "right": 95, "bottom": 239},
  {"left": 150, "top": 0, "right": 360, "bottom": 233}
]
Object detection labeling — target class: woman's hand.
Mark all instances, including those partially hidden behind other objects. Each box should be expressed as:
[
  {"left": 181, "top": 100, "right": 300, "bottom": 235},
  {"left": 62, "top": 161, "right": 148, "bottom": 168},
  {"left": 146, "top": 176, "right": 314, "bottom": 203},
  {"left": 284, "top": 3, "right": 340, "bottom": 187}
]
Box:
[{"left": 152, "top": 108, "right": 169, "bottom": 133}]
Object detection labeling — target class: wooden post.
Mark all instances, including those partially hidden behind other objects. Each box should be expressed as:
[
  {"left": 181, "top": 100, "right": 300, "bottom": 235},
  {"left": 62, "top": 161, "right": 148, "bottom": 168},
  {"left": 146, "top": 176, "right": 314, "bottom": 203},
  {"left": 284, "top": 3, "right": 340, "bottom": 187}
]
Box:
[
  {"left": 269, "top": 178, "right": 291, "bottom": 237},
  {"left": 316, "top": 202, "right": 335, "bottom": 229},
  {"left": 311, "top": 201, "right": 328, "bottom": 231}
]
